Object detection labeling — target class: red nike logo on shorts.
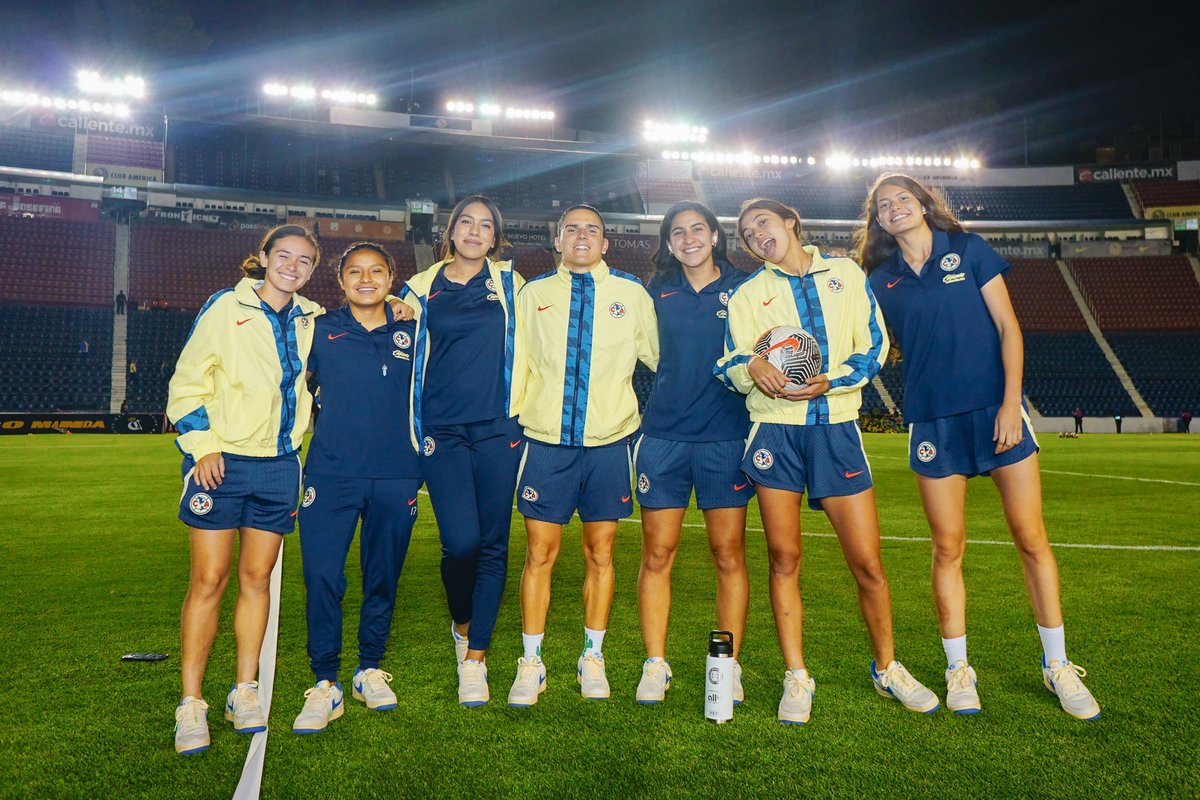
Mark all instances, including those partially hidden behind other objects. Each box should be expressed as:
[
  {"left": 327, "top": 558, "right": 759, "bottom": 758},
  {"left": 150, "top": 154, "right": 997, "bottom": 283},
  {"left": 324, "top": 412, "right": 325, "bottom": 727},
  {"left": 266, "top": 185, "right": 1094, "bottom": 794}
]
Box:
[
  {"left": 428, "top": 289, "right": 443, "bottom": 299},
  {"left": 762, "top": 296, "right": 777, "bottom": 306},
  {"left": 844, "top": 470, "right": 864, "bottom": 478},
  {"left": 537, "top": 305, "right": 553, "bottom": 311},
  {"left": 733, "top": 482, "right": 748, "bottom": 491},
  {"left": 660, "top": 291, "right": 678, "bottom": 298},
  {"left": 621, "top": 495, "right": 631, "bottom": 503},
  {"left": 407, "top": 498, "right": 417, "bottom": 506},
  {"left": 886, "top": 277, "right": 904, "bottom": 289},
  {"left": 236, "top": 318, "right": 253, "bottom": 326},
  {"left": 327, "top": 332, "right": 349, "bottom": 340},
  {"left": 509, "top": 440, "right": 522, "bottom": 448}
]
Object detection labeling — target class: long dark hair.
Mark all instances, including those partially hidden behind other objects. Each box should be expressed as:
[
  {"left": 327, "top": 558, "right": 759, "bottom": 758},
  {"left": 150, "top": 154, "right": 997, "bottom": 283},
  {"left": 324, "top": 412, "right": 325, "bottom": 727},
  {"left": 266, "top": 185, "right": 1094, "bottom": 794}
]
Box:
[
  {"left": 241, "top": 224, "right": 321, "bottom": 279},
  {"left": 440, "top": 195, "right": 511, "bottom": 262},
  {"left": 649, "top": 201, "right": 729, "bottom": 288},
  {"left": 853, "top": 173, "right": 963, "bottom": 272},
  {"left": 736, "top": 198, "right": 806, "bottom": 259},
  {"left": 336, "top": 241, "right": 395, "bottom": 281}
]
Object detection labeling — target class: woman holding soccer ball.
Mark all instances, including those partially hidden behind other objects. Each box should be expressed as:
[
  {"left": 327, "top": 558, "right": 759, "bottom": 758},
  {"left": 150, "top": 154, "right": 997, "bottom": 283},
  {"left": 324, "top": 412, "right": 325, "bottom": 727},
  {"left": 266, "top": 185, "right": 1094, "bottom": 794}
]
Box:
[
  {"left": 398, "top": 195, "right": 525, "bottom": 706},
  {"left": 715, "top": 199, "right": 938, "bottom": 724},
  {"left": 632, "top": 201, "right": 753, "bottom": 705},
  {"left": 855, "top": 173, "right": 1099, "bottom": 720}
]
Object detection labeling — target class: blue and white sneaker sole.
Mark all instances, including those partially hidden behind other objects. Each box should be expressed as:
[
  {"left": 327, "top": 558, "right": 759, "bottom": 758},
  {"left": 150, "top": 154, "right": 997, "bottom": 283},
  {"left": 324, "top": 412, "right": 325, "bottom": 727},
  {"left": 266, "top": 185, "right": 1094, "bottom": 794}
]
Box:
[
  {"left": 176, "top": 743, "right": 210, "bottom": 755},
  {"left": 1043, "top": 681, "right": 1100, "bottom": 721},
  {"left": 874, "top": 685, "right": 940, "bottom": 714}
]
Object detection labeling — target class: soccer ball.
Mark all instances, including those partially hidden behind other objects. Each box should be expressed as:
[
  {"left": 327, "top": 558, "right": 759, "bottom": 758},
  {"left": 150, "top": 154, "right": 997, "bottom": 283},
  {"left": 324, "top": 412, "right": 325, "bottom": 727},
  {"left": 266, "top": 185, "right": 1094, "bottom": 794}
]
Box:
[{"left": 753, "top": 325, "right": 822, "bottom": 391}]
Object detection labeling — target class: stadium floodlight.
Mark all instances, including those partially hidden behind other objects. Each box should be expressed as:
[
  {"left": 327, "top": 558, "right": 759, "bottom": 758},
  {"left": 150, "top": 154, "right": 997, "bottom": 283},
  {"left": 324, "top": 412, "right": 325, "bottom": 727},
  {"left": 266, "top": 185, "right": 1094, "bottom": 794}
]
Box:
[
  {"left": 320, "top": 89, "right": 376, "bottom": 106},
  {"left": 825, "top": 153, "right": 853, "bottom": 170},
  {"left": 643, "top": 120, "right": 707, "bottom": 144},
  {"left": 76, "top": 70, "right": 146, "bottom": 99}
]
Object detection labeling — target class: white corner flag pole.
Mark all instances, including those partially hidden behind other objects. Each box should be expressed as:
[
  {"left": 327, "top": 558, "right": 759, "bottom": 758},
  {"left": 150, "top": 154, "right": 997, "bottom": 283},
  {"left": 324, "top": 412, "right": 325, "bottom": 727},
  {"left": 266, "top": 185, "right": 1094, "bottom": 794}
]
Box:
[{"left": 232, "top": 539, "right": 284, "bottom": 800}]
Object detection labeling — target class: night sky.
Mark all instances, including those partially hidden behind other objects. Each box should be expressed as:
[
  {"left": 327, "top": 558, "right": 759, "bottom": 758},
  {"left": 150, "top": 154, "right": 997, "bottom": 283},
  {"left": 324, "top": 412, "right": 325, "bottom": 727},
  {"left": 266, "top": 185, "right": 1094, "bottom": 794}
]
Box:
[{"left": 2, "top": 0, "right": 1196, "bottom": 165}]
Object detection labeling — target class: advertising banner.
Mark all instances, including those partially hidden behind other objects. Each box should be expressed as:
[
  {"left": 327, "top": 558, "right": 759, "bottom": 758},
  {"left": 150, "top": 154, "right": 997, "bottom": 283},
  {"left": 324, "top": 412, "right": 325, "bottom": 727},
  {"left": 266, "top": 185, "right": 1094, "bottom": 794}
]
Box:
[
  {"left": 82, "top": 163, "right": 163, "bottom": 186},
  {"left": 32, "top": 109, "right": 162, "bottom": 141},
  {"left": 1061, "top": 239, "right": 1172, "bottom": 258},
  {"left": 143, "top": 206, "right": 277, "bottom": 229},
  {"left": 0, "top": 195, "right": 100, "bottom": 221},
  {"left": 1145, "top": 205, "right": 1200, "bottom": 224},
  {"left": 287, "top": 216, "right": 406, "bottom": 241},
  {"left": 0, "top": 413, "right": 165, "bottom": 434},
  {"left": 989, "top": 239, "right": 1052, "bottom": 259},
  {"left": 1074, "top": 161, "right": 1176, "bottom": 184}
]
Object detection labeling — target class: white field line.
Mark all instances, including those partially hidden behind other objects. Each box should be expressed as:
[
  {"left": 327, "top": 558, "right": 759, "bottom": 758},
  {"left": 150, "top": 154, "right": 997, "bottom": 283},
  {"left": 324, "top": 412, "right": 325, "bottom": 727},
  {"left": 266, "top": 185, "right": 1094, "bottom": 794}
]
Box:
[
  {"left": 868, "top": 453, "right": 1200, "bottom": 487},
  {"left": 232, "top": 540, "right": 283, "bottom": 800}
]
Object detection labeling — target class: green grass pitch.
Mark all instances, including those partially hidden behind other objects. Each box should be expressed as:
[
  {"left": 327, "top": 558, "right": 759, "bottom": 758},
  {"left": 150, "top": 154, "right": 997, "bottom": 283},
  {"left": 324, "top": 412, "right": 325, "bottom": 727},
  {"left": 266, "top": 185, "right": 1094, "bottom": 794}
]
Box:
[{"left": 0, "top": 433, "right": 1197, "bottom": 799}]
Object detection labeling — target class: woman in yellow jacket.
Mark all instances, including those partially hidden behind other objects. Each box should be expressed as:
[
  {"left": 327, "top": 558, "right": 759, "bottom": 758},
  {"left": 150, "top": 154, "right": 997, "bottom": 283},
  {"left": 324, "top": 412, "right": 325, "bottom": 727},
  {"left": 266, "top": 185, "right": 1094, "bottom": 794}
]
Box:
[
  {"left": 716, "top": 199, "right": 936, "bottom": 725},
  {"left": 167, "top": 224, "right": 321, "bottom": 754}
]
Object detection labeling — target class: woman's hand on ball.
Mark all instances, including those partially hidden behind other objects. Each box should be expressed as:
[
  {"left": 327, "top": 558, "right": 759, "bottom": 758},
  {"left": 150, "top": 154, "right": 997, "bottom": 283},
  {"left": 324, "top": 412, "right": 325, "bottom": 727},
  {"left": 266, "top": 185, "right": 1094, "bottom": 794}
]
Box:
[
  {"left": 783, "top": 374, "right": 829, "bottom": 402},
  {"left": 749, "top": 357, "right": 790, "bottom": 397}
]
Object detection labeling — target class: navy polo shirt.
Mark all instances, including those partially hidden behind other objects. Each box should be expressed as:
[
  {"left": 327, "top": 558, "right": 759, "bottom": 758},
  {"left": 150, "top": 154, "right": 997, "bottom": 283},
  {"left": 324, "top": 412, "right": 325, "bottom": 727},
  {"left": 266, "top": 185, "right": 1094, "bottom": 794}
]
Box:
[
  {"left": 305, "top": 305, "right": 420, "bottom": 478},
  {"left": 642, "top": 261, "right": 751, "bottom": 441},
  {"left": 422, "top": 269, "right": 507, "bottom": 426},
  {"left": 868, "top": 230, "right": 1009, "bottom": 424}
]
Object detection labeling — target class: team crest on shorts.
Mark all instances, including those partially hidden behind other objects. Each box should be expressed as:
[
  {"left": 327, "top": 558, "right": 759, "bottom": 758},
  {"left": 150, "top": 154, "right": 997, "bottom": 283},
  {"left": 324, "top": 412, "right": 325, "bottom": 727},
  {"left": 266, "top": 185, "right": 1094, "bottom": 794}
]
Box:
[
  {"left": 302, "top": 486, "right": 316, "bottom": 507},
  {"left": 719, "top": 291, "right": 730, "bottom": 306},
  {"left": 752, "top": 448, "right": 774, "bottom": 470},
  {"left": 917, "top": 441, "right": 937, "bottom": 462},
  {"left": 637, "top": 473, "right": 650, "bottom": 493},
  {"left": 485, "top": 278, "right": 496, "bottom": 292},
  {"left": 393, "top": 331, "right": 411, "bottom": 349},
  {"left": 423, "top": 436, "right": 436, "bottom": 456},
  {"left": 609, "top": 302, "right": 626, "bottom": 318},
  {"left": 826, "top": 277, "right": 844, "bottom": 293},
  {"left": 940, "top": 254, "right": 961, "bottom": 272},
  {"left": 521, "top": 486, "right": 539, "bottom": 502},
  {"left": 189, "top": 493, "right": 213, "bottom": 516}
]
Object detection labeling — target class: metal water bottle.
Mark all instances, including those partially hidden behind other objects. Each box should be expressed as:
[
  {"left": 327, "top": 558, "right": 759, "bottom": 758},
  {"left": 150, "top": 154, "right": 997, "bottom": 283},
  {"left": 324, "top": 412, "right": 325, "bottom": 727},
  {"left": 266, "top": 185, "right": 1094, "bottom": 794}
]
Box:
[{"left": 705, "top": 630, "right": 734, "bottom": 723}]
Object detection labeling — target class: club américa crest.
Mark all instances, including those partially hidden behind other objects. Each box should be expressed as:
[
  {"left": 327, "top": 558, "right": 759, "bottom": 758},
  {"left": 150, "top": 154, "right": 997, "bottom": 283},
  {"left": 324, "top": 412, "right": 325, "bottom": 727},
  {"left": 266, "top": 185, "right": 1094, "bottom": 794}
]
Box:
[
  {"left": 637, "top": 473, "right": 650, "bottom": 494},
  {"left": 521, "top": 486, "right": 539, "bottom": 502},
  {"left": 940, "top": 254, "right": 961, "bottom": 272},
  {"left": 393, "top": 331, "right": 411, "bottom": 349},
  {"left": 609, "top": 302, "right": 626, "bottom": 318},
  {"left": 189, "top": 493, "right": 213, "bottom": 515},
  {"left": 485, "top": 278, "right": 496, "bottom": 292},
  {"left": 826, "top": 277, "right": 844, "bottom": 293},
  {"left": 302, "top": 486, "right": 316, "bottom": 507},
  {"left": 916, "top": 441, "right": 937, "bottom": 462},
  {"left": 752, "top": 448, "right": 774, "bottom": 470},
  {"left": 423, "top": 436, "right": 436, "bottom": 456}
]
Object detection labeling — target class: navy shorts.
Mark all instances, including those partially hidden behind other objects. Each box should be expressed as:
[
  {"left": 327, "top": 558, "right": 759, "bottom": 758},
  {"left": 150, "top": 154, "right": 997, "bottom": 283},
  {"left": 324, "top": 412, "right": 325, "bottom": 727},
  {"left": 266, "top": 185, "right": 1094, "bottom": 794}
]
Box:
[
  {"left": 516, "top": 439, "right": 633, "bottom": 524},
  {"left": 908, "top": 402, "right": 1040, "bottom": 478},
  {"left": 741, "top": 421, "right": 872, "bottom": 510},
  {"left": 179, "top": 452, "right": 303, "bottom": 534},
  {"left": 634, "top": 435, "right": 754, "bottom": 510}
]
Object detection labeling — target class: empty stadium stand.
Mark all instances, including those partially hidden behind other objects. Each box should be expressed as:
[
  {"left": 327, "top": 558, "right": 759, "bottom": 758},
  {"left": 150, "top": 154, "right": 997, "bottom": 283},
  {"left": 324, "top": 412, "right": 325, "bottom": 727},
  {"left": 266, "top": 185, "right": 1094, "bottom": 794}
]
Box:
[
  {"left": 124, "top": 308, "right": 192, "bottom": 413},
  {"left": 0, "top": 128, "right": 74, "bottom": 173},
  {"left": 1023, "top": 332, "right": 1138, "bottom": 417},
  {"left": 701, "top": 179, "right": 865, "bottom": 219},
  {"left": 1132, "top": 180, "right": 1200, "bottom": 209},
  {"left": 0, "top": 305, "right": 113, "bottom": 411},
  {"left": 1104, "top": 331, "right": 1200, "bottom": 417},
  {"left": 944, "top": 184, "right": 1134, "bottom": 221},
  {"left": 0, "top": 217, "right": 116, "bottom": 306},
  {"left": 1068, "top": 256, "right": 1200, "bottom": 330}
]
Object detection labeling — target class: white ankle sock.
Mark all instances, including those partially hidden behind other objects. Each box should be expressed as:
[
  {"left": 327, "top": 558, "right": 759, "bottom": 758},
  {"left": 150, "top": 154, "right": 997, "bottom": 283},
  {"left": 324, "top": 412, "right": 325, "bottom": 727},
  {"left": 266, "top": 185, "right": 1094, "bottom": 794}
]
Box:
[
  {"left": 1037, "top": 624, "right": 1067, "bottom": 665},
  {"left": 942, "top": 635, "right": 968, "bottom": 667},
  {"left": 583, "top": 627, "right": 605, "bottom": 657},
  {"left": 522, "top": 632, "right": 544, "bottom": 660}
]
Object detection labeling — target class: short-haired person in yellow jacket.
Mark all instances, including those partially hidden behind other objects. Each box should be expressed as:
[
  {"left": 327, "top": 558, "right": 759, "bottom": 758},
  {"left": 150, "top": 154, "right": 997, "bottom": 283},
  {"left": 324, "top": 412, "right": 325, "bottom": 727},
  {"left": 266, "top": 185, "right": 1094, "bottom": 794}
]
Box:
[
  {"left": 167, "top": 225, "right": 321, "bottom": 754},
  {"left": 506, "top": 205, "right": 659, "bottom": 706},
  {"left": 715, "top": 199, "right": 937, "bottom": 725}
]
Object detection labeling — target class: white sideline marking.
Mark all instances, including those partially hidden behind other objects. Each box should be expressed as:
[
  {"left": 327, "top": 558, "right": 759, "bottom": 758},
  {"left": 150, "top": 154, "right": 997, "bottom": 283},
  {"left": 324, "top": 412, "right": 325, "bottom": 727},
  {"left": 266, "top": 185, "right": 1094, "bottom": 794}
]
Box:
[
  {"left": 869, "top": 454, "right": 1200, "bottom": 487},
  {"left": 232, "top": 540, "right": 283, "bottom": 800}
]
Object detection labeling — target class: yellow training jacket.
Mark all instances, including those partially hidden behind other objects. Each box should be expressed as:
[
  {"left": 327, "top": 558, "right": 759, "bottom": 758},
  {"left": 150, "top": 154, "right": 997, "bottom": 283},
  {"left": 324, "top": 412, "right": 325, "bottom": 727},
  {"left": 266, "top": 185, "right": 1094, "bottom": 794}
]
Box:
[
  {"left": 168, "top": 277, "right": 322, "bottom": 460},
  {"left": 714, "top": 247, "right": 888, "bottom": 426},
  {"left": 514, "top": 260, "right": 659, "bottom": 446},
  {"left": 399, "top": 258, "right": 526, "bottom": 450}
]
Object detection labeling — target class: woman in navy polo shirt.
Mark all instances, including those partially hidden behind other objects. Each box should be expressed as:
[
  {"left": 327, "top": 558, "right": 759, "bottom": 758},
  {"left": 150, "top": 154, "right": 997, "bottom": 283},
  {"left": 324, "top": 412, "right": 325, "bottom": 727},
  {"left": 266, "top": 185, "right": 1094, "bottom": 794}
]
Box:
[
  {"left": 633, "top": 201, "right": 752, "bottom": 705},
  {"left": 856, "top": 173, "right": 1099, "bottom": 720},
  {"left": 398, "top": 195, "right": 524, "bottom": 706},
  {"left": 291, "top": 242, "right": 422, "bottom": 734}
]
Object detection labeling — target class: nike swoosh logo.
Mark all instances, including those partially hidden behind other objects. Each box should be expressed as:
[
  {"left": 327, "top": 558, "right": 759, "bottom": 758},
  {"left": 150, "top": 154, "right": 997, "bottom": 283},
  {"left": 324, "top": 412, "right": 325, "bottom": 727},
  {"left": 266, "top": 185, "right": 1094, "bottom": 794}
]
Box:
[
  {"left": 660, "top": 291, "right": 679, "bottom": 298},
  {"left": 762, "top": 296, "right": 776, "bottom": 306},
  {"left": 509, "top": 440, "right": 522, "bottom": 448},
  {"left": 236, "top": 318, "right": 253, "bottom": 326},
  {"left": 886, "top": 277, "right": 904, "bottom": 289},
  {"left": 332, "top": 698, "right": 343, "bottom": 709},
  {"left": 327, "top": 332, "right": 349, "bottom": 340},
  {"left": 844, "top": 470, "right": 864, "bottom": 478},
  {"left": 733, "top": 482, "right": 748, "bottom": 491},
  {"left": 407, "top": 498, "right": 417, "bottom": 506},
  {"left": 537, "top": 305, "right": 553, "bottom": 311},
  {"left": 621, "top": 495, "right": 631, "bottom": 503},
  {"left": 428, "top": 289, "right": 444, "bottom": 299}
]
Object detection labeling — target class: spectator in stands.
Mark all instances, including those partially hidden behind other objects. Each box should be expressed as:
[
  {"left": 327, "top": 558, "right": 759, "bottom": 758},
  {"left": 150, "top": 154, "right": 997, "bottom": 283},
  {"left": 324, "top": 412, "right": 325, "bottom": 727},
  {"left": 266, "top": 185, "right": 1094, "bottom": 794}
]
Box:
[
  {"left": 716, "top": 198, "right": 936, "bottom": 725},
  {"left": 506, "top": 204, "right": 658, "bottom": 707},
  {"left": 856, "top": 172, "right": 1100, "bottom": 721},
  {"left": 1073, "top": 406, "right": 1084, "bottom": 434},
  {"left": 292, "top": 242, "right": 421, "bottom": 734},
  {"left": 129, "top": 360, "right": 138, "bottom": 375},
  {"left": 78, "top": 338, "right": 90, "bottom": 354},
  {"left": 1113, "top": 412, "right": 1123, "bottom": 433},
  {"left": 167, "top": 224, "right": 322, "bottom": 755},
  {"left": 115, "top": 290, "right": 126, "bottom": 315},
  {"left": 633, "top": 201, "right": 752, "bottom": 706},
  {"left": 398, "top": 195, "right": 524, "bottom": 707},
  {"left": 1182, "top": 409, "right": 1192, "bottom": 434}
]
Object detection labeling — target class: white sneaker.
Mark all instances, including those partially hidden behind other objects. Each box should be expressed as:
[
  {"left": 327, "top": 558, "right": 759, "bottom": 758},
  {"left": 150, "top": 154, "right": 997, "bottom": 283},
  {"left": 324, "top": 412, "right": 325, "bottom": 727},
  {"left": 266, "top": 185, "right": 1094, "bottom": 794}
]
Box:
[
  {"left": 577, "top": 653, "right": 611, "bottom": 700},
  {"left": 872, "top": 660, "right": 941, "bottom": 714},
  {"left": 452, "top": 625, "right": 469, "bottom": 666},
  {"left": 778, "top": 669, "right": 815, "bottom": 725},
  {"left": 733, "top": 660, "right": 745, "bottom": 705},
  {"left": 945, "top": 660, "right": 981, "bottom": 714},
  {"left": 507, "top": 656, "right": 547, "bottom": 707},
  {"left": 1042, "top": 658, "right": 1100, "bottom": 720},
  {"left": 459, "top": 659, "right": 490, "bottom": 707},
  {"left": 174, "top": 696, "right": 210, "bottom": 755},
  {"left": 635, "top": 658, "right": 672, "bottom": 704},
  {"left": 224, "top": 681, "right": 267, "bottom": 733},
  {"left": 352, "top": 668, "right": 397, "bottom": 711},
  {"left": 292, "top": 680, "right": 345, "bottom": 734}
]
